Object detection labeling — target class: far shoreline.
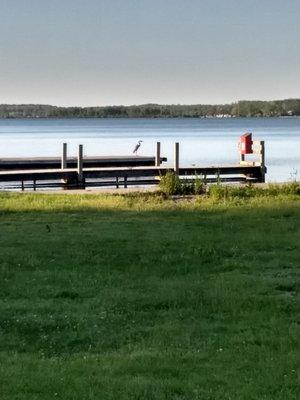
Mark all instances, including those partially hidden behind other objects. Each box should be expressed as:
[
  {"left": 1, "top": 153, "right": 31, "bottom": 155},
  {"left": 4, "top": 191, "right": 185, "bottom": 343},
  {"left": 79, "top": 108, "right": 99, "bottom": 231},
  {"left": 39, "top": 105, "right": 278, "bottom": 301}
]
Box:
[
  {"left": 1, "top": 98, "right": 300, "bottom": 118},
  {"left": 0, "top": 115, "right": 300, "bottom": 120}
]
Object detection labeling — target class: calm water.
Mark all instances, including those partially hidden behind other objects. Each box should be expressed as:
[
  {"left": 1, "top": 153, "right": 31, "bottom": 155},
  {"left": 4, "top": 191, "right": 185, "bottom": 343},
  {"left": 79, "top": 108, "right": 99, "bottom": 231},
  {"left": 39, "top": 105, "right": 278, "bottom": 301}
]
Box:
[{"left": 0, "top": 117, "right": 300, "bottom": 182}]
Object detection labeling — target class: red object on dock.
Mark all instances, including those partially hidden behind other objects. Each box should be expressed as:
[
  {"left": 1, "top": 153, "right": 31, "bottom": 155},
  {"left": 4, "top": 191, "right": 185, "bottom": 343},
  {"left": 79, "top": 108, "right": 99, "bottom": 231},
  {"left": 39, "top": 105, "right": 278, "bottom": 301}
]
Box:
[{"left": 239, "top": 133, "right": 253, "bottom": 154}]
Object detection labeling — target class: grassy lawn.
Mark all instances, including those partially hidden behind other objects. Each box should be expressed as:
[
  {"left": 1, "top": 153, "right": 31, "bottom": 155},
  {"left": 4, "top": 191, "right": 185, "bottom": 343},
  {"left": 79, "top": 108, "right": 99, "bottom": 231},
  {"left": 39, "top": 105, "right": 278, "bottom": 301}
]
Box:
[{"left": 0, "top": 191, "right": 299, "bottom": 399}]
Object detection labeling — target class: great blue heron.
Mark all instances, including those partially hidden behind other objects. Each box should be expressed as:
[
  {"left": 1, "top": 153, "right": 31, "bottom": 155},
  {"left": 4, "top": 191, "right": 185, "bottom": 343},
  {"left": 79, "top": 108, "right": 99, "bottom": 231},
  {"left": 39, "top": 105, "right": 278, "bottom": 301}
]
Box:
[{"left": 133, "top": 140, "right": 143, "bottom": 155}]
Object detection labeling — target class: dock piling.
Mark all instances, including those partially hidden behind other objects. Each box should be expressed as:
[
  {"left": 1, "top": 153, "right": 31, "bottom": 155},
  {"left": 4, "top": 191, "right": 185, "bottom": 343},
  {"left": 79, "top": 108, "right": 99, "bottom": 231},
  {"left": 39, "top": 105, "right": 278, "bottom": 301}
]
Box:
[
  {"left": 155, "top": 142, "right": 161, "bottom": 166},
  {"left": 174, "top": 142, "right": 179, "bottom": 174},
  {"left": 259, "top": 141, "right": 266, "bottom": 182},
  {"left": 62, "top": 143, "right": 67, "bottom": 169},
  {"left": 77, "top": 144, "right": 84, "bottom": 187}
]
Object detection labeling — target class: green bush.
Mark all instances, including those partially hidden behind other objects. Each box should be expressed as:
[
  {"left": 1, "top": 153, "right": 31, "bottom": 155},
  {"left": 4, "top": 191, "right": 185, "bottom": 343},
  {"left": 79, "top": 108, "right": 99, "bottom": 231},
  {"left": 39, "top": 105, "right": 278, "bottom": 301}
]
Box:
[
  {"left": 180, "top": 178, "right": 194, "bottom": 195},
  {"left": 159, "top": 171, "right": 182, "bottom": 195},
  {"left": 194, "top": 176, "right": 205, "bottom": 194},
  {"left": 159, "top": 172, "right": 206, "bottom": 196}
]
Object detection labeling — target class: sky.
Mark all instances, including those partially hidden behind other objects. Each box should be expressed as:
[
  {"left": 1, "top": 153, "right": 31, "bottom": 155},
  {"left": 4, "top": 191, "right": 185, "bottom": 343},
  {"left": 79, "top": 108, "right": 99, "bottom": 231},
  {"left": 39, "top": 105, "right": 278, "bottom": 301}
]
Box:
[{"left": 0, "top": 0, "right": 299, "bottom": 106}]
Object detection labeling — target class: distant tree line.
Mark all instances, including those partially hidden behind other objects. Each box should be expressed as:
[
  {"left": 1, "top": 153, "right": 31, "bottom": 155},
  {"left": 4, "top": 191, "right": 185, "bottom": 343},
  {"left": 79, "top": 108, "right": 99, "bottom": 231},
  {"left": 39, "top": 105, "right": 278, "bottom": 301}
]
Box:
[{"left": 0, "top": 99, "right": 300, "bottom": 118}]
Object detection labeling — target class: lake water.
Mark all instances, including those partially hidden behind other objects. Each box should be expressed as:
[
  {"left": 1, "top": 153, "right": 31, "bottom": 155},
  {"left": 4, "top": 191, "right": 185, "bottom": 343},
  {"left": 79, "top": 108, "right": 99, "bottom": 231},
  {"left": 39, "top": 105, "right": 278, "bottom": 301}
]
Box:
[{"left": 0, "top": 117, "right": 299, "bottom": 182}]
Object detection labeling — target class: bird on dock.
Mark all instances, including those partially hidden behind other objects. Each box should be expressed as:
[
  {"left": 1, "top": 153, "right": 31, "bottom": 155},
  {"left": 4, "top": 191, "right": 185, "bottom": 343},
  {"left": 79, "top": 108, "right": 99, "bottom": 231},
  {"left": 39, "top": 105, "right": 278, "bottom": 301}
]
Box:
[{"left": 133, "top": 140, "right": 143, "bottom": 155}]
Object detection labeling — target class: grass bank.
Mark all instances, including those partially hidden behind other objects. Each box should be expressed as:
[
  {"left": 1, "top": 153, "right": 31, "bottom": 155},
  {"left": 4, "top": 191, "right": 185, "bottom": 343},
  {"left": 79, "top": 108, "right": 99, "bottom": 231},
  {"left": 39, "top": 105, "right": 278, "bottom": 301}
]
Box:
[{"left": 0, "top": 189, "right": 299, "bottom": 399}]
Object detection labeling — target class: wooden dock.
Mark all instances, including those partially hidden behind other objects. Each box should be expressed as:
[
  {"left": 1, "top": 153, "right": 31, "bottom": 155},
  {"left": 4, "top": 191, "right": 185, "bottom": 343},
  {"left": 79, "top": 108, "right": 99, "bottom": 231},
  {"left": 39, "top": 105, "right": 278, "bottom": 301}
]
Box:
[
  {"left": 0, "top": 139, "right": 267, "bottom": 190},
  {"left": 0, "top": 164, "right": 265, "bottom": 190}
]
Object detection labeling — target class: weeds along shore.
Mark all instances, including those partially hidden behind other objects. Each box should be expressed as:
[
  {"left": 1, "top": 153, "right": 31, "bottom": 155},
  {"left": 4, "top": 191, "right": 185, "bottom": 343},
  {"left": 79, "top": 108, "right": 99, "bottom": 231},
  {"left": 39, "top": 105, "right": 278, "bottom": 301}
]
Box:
[{"left": 0, "top": 180, "right": 299, "bottom": 212}]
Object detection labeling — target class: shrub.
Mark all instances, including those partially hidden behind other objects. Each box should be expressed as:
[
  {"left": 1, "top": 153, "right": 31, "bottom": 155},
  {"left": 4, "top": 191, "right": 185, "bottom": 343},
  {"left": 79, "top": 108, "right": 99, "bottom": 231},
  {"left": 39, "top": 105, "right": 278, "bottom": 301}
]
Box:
[
  {"left": 159, "top": 171, "right": 205, "bottom": 196},
  {"left": 195, "top": 176, "right": 205, "bottom": 194},
  {"left": 159, "top": 171, "right": 182, "bottom": 195}
]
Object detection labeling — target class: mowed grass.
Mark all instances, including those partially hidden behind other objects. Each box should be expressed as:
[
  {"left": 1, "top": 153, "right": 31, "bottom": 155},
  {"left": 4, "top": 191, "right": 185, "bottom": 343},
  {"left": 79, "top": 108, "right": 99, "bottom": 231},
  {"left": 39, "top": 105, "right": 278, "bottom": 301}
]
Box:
[{"left": 0, "top": 191, "right": 299, "bottom": 399}]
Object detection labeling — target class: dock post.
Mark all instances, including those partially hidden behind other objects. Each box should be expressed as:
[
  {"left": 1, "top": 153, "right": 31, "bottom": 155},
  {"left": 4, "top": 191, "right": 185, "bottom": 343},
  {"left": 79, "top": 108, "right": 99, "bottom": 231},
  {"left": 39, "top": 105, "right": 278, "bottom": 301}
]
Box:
[
  {"left": 61, "top": 143, "right": 68, "bottom": 189},
  {"left": 62, "top": 143, "right": 67, "bottom": 169},
  {"left": 77, "top": 144, "right": 84, "bottom": 188},
  {"left": 259, "top": 141, "right": 266, "bottom": 182},
  {"left": 155, "top": 142, "right": 161, "bottom": 166},
  {"left": 174, "top": 142, "right": 179, "bottom": 174}
]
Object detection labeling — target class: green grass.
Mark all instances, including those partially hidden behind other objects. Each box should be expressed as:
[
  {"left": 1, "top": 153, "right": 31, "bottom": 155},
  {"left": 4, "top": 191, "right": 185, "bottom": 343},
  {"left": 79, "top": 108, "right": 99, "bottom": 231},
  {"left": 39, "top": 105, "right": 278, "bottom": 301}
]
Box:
[{"left": 0, "top": 191, "right": 299, "bottom": 399}]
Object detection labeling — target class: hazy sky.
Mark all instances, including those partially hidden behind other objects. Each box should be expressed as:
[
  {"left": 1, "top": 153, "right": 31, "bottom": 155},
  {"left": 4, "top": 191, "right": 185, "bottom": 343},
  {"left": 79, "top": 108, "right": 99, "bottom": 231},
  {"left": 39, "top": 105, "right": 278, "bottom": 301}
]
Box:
[{"left": 0, "top": 0, "right": 299, "bottom": 106}]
